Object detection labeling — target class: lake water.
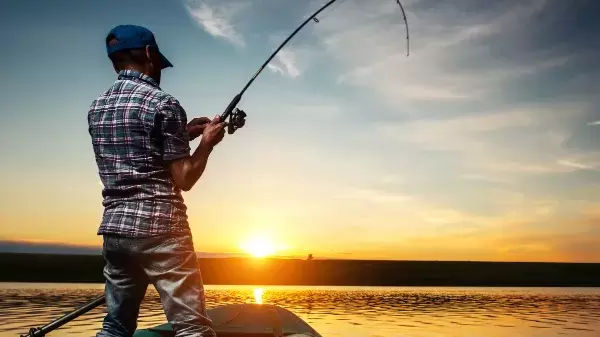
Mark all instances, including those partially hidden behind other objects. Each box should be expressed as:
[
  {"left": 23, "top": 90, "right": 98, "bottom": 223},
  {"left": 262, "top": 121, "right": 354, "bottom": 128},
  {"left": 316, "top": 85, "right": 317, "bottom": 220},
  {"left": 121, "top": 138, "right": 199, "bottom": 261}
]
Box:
[{"left": 1, "top": 283, "right": 599, "bottom": 337}]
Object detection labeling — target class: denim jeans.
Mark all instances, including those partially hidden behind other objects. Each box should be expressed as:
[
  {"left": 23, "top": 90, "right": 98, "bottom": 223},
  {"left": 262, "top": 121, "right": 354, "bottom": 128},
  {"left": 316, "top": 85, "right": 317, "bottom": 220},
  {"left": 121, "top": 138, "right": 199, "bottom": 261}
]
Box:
[{"left": 97, "top": 234, "right": 216, "bottom": 337}]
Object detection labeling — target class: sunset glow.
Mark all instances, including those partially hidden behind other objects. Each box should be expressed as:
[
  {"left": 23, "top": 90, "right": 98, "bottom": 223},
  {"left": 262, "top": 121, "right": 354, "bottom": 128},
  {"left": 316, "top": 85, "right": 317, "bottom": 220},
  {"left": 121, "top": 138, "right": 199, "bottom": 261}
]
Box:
[
  {"left": 0, "top": 0, "right": 599, "bottom": 263},
  {"left": 241, "top": 236, "right": 276, "bottom": 258}
]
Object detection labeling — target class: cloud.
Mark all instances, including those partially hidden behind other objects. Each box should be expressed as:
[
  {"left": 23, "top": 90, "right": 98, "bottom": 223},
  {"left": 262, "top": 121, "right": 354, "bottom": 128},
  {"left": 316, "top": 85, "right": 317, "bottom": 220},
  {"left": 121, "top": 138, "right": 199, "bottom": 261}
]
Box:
[
  {"left": 266, "top": 50, "right": 301, "bottom": 78},
  {"left": 184, "top": 0, "right": 245, "bottom": 47},
  {"left": 377, "top": 105, "right": 536, "bottom": 152},
  {"left": 184, "top": 0, "right": 304, "bottom": 78},
  {"left": 556, "top": 153, "right": 600, "bottom": 172},
  {"left": 587, "top": 120, "right": 600, "bottom": 126},
  {"left": 557, "top": 159, "right": 596, "bottom": 171},
  {"left": 314, "top": 0, "right": 586, "bottom": 109}
]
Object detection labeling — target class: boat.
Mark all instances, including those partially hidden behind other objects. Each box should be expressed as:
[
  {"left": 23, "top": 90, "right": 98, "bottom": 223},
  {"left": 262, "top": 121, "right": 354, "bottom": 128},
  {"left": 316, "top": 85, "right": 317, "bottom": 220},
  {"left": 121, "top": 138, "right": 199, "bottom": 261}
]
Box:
[
  {"left": 134, "top": 303, "right": 322, "bottom": 337},
  {"left": 23, "top": 299, "right": 321, "bottom": 337}
]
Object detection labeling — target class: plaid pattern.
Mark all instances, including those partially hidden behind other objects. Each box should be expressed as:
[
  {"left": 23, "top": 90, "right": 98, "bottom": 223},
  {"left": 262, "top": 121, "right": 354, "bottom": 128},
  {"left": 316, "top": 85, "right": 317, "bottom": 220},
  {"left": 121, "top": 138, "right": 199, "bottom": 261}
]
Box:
[{"left": 88, "top": 70, "right": 191, "bottom": 237}]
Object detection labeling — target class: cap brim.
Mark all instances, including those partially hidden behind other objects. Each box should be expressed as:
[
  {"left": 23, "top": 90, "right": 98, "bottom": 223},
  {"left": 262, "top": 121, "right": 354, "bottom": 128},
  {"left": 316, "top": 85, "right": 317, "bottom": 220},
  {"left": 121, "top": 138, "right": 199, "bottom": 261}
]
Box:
[{"left": 159, "top": 52, "right": 173, "bottom": 69}]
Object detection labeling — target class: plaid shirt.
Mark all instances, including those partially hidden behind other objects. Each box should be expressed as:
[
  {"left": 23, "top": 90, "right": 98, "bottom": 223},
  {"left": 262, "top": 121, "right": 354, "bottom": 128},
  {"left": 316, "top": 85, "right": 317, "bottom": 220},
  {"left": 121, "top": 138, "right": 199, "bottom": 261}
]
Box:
[{"left": 88, "top": 70, "right": 191, "bottom": 237}]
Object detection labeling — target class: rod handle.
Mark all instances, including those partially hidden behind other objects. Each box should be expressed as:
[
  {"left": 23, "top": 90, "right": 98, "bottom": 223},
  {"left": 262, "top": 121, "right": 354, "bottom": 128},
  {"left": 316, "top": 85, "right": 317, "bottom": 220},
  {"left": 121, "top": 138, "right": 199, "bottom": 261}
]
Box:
[{"left": 220, "top": 93, "right": 242, "bottom": 122}]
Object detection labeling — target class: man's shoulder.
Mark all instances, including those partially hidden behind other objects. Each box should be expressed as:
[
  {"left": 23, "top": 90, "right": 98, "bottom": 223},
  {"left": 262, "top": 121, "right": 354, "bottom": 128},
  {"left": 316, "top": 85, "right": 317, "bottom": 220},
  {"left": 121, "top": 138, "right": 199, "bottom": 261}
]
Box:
[
  {"left": 90, "top": 79, "right": 179, "bottom": 111},
  {"left": 119, "top": 78, "right": 171, "bottom": 102},
  {"left": 118, "top": 79, "right": 183, "bottom": 110}
]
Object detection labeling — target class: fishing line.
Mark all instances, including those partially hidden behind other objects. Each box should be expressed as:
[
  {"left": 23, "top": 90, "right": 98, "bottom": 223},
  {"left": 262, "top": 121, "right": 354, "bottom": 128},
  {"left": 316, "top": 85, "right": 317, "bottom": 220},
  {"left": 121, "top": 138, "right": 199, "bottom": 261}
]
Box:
[{"left": 220, "top": 0, "right": 410, "bottom": 134}]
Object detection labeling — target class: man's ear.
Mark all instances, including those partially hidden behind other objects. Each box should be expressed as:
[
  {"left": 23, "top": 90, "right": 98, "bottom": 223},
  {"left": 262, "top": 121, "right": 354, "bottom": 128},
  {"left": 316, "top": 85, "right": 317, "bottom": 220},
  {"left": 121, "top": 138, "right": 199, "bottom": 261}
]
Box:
[{"left": 145, "top": 45, "right": 153, "bottom": 64}]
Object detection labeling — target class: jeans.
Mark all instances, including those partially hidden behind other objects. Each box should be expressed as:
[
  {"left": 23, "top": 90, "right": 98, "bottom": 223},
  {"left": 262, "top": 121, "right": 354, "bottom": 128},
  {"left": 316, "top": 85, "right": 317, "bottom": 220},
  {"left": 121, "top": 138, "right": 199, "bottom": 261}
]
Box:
[{"left": 97, "top": 234, "right": 216, "bottom": 337}]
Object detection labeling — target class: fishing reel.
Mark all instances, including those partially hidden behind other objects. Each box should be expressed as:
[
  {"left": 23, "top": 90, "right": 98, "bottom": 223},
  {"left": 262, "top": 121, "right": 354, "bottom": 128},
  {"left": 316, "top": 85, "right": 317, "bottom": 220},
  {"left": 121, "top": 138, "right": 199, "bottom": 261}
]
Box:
[
  {"left": 227, "top": 108, "right": 247, "bottom": 134},
  {"left": 219, "top": 94, "right": 246, "bottom": 135}
]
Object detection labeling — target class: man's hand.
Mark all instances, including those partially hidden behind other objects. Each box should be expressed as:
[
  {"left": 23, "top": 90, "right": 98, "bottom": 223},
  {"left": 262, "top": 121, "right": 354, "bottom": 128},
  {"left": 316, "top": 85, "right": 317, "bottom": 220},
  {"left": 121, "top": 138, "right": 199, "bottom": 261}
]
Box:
[
  {"left": 168, "top": 115, "right": 225, "bottom": 192},
  {"left": 187, "top": 117, "right": 211, "bottom": 140},
  {"left": 200, "top": 115, "right": 226, "bottom": 149}
]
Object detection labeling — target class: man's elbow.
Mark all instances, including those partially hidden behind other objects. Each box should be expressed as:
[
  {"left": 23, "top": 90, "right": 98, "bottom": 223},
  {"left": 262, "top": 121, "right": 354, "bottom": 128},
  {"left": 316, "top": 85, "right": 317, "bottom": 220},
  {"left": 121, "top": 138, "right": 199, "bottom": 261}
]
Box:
[
  {"left": 171, "top": 175, "right": 193, "bottom": 192},
  {"left": 169, "top": 160, "right": 195, "bottom": 191},
  {"left": 177, "top": 180, "right": 194, "bottom": 192}
]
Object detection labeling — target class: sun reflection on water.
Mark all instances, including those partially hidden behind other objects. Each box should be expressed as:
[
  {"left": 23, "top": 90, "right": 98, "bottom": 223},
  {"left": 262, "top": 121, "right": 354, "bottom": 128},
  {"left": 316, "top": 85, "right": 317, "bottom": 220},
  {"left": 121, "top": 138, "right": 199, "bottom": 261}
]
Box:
[{"left": 253, "top": 287, "right": 264, "bottom": 304}]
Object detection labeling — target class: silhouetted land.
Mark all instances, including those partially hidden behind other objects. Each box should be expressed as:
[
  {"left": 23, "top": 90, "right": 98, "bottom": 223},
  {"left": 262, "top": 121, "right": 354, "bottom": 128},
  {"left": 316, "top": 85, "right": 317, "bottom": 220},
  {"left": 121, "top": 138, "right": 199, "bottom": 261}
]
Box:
[{"left": 1, "top": 253, "right": 599, "bottom": 286}]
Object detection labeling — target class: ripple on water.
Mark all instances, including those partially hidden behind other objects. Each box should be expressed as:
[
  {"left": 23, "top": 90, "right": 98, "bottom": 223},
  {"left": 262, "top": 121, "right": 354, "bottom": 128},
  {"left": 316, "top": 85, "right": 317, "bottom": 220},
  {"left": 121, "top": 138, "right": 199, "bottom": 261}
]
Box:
[{"left": 0, "top": 284, "right": 598, "bottom": 337}]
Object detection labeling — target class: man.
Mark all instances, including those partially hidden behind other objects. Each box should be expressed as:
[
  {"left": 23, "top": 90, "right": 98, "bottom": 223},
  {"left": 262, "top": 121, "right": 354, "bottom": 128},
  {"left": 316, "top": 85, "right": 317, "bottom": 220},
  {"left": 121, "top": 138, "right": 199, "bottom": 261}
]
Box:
[{"left": 88, "top": 25, "right": 223, "bottom": 337}]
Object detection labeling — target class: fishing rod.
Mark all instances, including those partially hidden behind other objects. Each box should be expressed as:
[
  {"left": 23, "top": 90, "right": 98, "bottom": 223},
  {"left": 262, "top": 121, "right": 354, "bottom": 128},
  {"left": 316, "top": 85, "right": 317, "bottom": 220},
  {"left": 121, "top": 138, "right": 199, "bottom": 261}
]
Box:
[
  {"left": 22, "top": 2, "right": 409, "bottom": 335},
  {"left": 22, "top": 296, "right": 105, "bottom": 337},
  {"left": 220, "top": 0, "right": 410, "bottom": 134}
]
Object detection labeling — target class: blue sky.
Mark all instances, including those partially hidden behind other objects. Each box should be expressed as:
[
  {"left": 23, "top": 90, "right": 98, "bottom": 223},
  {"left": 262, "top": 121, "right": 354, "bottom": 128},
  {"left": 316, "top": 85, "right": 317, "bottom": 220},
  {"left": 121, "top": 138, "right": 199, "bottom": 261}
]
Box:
[{"left": 0, "top": 0, "right": 599, "bottom": 261}]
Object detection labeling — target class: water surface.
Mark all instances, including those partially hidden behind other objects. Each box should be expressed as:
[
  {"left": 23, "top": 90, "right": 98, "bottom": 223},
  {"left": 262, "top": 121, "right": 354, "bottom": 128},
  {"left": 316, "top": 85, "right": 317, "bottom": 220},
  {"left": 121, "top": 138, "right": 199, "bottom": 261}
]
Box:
[{"left": 1, "top": 283, "right": 599, "bottom": 336}]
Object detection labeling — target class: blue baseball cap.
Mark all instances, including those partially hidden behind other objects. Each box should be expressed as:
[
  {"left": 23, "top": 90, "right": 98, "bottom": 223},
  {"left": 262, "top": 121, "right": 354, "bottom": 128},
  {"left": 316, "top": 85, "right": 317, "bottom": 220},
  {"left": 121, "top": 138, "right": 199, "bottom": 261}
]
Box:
[{"left": 106, "top": 25, "right": 173, "bottom": 68}]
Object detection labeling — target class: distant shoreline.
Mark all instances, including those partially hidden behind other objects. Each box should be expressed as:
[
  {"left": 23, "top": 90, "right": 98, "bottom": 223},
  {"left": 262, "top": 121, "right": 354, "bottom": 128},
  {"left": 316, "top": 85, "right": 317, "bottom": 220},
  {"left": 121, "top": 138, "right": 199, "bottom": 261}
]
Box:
[{"left": 2, "top": 253, "right": 599, "bottom": 286}]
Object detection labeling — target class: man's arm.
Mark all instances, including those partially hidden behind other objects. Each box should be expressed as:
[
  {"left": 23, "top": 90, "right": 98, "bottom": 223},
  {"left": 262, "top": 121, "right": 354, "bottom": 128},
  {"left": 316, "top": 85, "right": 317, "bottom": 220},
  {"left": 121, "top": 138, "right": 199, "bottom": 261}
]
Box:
[{"left": 169, "top": 116, "right": 225, "bottom": 191}]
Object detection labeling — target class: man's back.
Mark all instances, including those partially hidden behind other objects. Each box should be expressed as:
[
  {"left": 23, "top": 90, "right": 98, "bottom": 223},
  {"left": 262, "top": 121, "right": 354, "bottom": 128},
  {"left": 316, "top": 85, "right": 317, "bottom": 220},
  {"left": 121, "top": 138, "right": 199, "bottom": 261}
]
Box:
[{"left": 88, "top": 69, "right": 191, "bottom": 237}]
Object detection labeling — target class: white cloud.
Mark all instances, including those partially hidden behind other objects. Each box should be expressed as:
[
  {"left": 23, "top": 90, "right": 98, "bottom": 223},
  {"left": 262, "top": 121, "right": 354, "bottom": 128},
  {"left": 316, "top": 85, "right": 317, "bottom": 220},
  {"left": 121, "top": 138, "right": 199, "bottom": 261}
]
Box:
[
  {"left": 185, "top": 0, "right": 303, "bottom": 78},
  {"left": 587, "top": 120, "right": 600, "bottom": 126},
  {"left": 184, "top": 0, "right": 245, "bottom": 47},
  {"left": 266, "top": 50, "right": 301, "bottom": 78},
  {"left": 557, "top": 160, "right": 596, "bottom": 171}
]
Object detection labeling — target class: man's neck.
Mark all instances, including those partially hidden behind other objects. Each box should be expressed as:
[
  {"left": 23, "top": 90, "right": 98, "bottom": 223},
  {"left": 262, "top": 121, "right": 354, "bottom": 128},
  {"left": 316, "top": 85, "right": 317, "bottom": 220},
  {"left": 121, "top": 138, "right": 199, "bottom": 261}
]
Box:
[{"left": 120, "top": 66, "right": 160, "bottom": 85}]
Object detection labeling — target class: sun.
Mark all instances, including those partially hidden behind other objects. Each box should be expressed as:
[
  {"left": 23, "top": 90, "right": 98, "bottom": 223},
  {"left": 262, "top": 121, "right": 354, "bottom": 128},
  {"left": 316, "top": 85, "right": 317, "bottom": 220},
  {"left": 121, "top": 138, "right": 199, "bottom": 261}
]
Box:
[{"left": 241, "top": 235, "right": 276, "bottom": 258}]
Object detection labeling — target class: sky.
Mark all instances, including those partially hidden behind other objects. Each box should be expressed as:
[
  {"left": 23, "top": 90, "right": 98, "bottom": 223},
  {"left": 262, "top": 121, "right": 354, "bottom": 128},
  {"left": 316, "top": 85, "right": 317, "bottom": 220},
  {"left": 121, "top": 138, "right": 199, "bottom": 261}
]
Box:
[{"left": 0, "top": 0, "right": 599, "bottom": 262}]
